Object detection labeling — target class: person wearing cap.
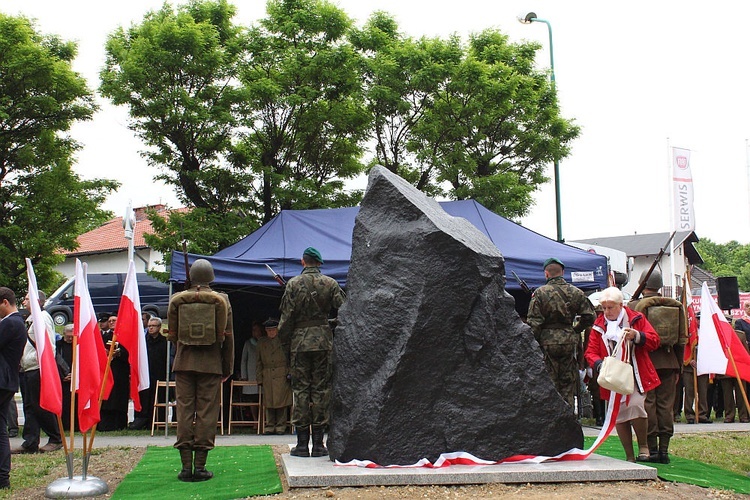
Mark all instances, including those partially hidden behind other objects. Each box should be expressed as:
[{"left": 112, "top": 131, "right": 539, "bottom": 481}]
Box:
[
  {"left": 168, "top": 258, "right": 234, "bottom": 482},
  {"left": 628, "top": 269, "right": 687, "bottom": 463},
  {"left": 278, "top": 247, "right": 345, "bottom": 457},
  {"left": 257, "top": 318, "right": 292, "bottom": 434},
  {"left": 527, "top": 257, "right": 596, "bottom": 409}
]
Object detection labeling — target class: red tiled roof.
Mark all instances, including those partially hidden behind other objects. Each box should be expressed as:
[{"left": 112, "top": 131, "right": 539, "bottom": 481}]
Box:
[{"left": 59, "top": 205, "right": 188, "bottom": 256}]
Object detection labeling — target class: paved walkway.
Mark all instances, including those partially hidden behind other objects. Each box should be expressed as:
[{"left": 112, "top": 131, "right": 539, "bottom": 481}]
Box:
[{"left": 10, "top": 421, "right": 749, "bottom": 450}]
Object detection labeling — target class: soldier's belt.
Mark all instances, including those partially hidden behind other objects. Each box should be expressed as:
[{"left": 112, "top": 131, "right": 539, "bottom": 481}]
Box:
[{"left": 294, "top": 319, "right": 329, "bottom": 328}]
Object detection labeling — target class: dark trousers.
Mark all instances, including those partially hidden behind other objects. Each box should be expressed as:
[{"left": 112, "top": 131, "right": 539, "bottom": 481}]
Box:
[
  {"left": 174, "top": 371, "right": 221, "bottom": 452},
  {"left": 683, "top": 365, "right": 709, "bottom": 420},
  {"left": 6, "top": 397, "right": 17, "bottom": 434},
  {"left": 290, "top": 350, "right": 331, "bottom": 428},
  {"left": 645, "top": 369, "right": 678, "bottom": 451},
  {"left": 19, "top": 370, "right": 61, "bottom": 450},
  {"left": 0, "top": 390, "right": 14, "bottom": 488}
]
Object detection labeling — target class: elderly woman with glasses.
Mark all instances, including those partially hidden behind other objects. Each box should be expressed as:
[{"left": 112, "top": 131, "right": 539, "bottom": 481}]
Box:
[{"left": 585, "top": 286, "right": 661, "bottom": 462}]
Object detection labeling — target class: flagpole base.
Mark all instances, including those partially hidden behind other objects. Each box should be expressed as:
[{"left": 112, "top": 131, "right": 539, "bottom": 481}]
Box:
[{"left": 45, "top": 476, "right": 108, "bottom": 498}]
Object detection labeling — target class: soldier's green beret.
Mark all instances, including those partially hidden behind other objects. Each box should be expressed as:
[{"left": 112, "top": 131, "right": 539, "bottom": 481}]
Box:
[
  {"left": 303, "top": 246, "right": 324, "bottom": 264},
  {"left": 543, "top": 257, "right": 565, "bottom": 269}
]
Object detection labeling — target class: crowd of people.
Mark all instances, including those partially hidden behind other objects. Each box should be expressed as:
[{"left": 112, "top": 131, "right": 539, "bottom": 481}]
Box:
[{"left": 530, "top": 258, "right": 750, "bottom": 464}]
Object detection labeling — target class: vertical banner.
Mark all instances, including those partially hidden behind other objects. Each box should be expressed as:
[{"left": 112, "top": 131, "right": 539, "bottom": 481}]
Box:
[{"left": 672, "top": 147, "right": 695, "bottom": 231}]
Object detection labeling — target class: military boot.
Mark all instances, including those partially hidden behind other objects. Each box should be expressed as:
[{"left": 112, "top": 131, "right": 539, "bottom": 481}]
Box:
[
  {"left": 193, "top": 450, "right": 213, "bottom": 481},
  {"left": 658, "top": 437, "right": 670, "bottom": 464},
  {"left": 177, "top": 449, "right": 193, "bottom": 482},
  {"left": 311, "top": 426, "right": 328, "bottom": 457},
  {"left": 291, "top": 427, "right": 310, "bottom": 457}
]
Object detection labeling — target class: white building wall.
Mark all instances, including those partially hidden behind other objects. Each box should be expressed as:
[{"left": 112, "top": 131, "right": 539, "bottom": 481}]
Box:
[
  {"left": 622, "top": 244, "right": 688, "bottom": 298},
  {"left": 56, "top": 248, "right": 165, "bottom": 278}
]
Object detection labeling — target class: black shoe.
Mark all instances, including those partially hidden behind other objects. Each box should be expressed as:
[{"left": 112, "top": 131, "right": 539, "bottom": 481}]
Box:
[
  {"left": 659, "top": 451, "right": 670, "bottom": 464},
  {"left": 698, "top": 417, "right": 713, "bottom": 424},
  {"left": 177, "top": 468, "right": 193, "bottom": 482},
  {"left": 686, "top": 418, "right": 695, "bottom": 424},
  {"left": 7, "top": 430, "right": 17, "bottom": 438},
  {"left": 192, "top": 468, "right": 213, "bottom": 482},
  {"left": 595, "top": 418, "right": 604, "bottom": 426}
]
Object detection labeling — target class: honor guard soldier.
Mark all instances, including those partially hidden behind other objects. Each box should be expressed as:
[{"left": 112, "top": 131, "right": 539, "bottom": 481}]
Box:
[
  {"left": 168, "top": 259, "right": 234, "bottom": 482},
  {"left": 527, "top": 257, "right": 596, "bottom": 409},
  {"left": 279, "top": 247, "right": 345, "bottom": 458}
]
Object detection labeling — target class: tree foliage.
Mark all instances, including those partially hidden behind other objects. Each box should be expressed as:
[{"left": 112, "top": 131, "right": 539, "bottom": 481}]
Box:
[
  {"left": 695, "top": 238, "right": 750, "bottom": 291},
  {"left": 0, "top": 14, "right": 117, "bottom": 292},
  {"left": 100, "top": 0, "right": 580, "bottom": 259}
]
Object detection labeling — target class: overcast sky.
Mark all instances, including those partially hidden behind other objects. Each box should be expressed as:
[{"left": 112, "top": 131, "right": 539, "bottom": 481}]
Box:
[{"left": 6, "top": 0, "right": 750, "bottom": 244}]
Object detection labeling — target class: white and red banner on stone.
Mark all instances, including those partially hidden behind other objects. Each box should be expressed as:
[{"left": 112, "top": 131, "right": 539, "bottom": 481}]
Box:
[
  {"left": 336, "top": 392, "right": 624, "bottom": 468},
  {"left": 672, "top": 147, "right": 695, "bottom": 232}
]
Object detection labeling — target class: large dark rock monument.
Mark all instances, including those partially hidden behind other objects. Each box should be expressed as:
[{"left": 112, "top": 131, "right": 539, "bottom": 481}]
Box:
[{"left": 328, "top": 166, "right": 582, "bottom": 465}]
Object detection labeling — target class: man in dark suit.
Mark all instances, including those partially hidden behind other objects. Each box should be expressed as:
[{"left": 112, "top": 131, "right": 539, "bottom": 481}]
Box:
[{"left": 0, "top": 287, "right": 29, "bottom": 489}]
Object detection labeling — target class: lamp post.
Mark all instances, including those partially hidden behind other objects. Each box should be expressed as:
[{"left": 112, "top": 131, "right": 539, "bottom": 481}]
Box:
[{"left": 518, "top": 12, "right": 563, "bottom": 242}]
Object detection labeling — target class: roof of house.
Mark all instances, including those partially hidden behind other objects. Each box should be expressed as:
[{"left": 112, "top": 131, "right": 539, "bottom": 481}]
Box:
[
  {"left": 60, "top": 205, "right": 186, "bottom": 257},
  {"left": 572, "top": 231, "right": 703, "bottom": 265}
]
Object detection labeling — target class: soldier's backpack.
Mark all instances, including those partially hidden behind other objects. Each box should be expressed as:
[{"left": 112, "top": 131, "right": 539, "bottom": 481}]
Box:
[{"left": 632, "top": 296, "right": 686, "bottom": 348}]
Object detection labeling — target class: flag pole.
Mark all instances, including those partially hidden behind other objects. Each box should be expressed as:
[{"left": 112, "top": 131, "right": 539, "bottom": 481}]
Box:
[
  {"left": 69, "top": 335, "right": 78, "bottom": 452},
  {"left": 85, "top": 334, "right": 117, "bottom": 469},
  {"left": 726, "top": 343, "right": 750, "bottom": 416}
]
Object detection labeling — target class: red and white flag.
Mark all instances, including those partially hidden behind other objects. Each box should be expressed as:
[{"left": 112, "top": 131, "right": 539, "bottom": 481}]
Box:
[
  {"left": 682, "top": 283, "right": 699, "bottom": 365},
  {"left": 672, "top": 147, "right": 695, "bottom": 232},
  {"left": 697, "top": 282, "right": 750, "bottom": 382},
  {"left": 24, "top": 258, "right": 62, "bottom": 416},
  {"left": 74, "top": 259, "right": 113, "bottom": 432},
  {"left": 115, "top": 260, "right": 150, "bottom": 412}
]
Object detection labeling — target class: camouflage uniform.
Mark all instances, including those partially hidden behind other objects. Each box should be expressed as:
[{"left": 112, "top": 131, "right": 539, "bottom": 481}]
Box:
[
  {"left": 278, "top": 267, "right": 345, "bottom": 428},
  {"left": 527, "top": 276, "right": 595, "bottom": 408}
]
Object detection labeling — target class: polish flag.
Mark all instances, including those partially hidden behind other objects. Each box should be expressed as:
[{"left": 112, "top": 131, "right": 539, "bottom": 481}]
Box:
[
  {"left": 697, "top": 282, "right": 750, "bottom": 382},
  {"left": 682, "top": 284, "right": 699, "bottom": 365},
  {"left": 25, "top": 259, "right": 62, "bottom": 416},
  {"left": 74, "top": 259, "right": 113, "bottom": 432},
  {"left": 115, "top": 260, "right": 150, "bottom": 411}
]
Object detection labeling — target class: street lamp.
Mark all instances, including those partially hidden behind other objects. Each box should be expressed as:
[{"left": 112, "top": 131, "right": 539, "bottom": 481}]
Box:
[{"left": 518, "top": 12, "right": 563, "bottom": 242}]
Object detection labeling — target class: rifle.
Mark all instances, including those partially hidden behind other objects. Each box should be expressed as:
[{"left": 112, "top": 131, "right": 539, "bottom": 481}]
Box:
[
  {"left": 631, "top": 231, "right": 676, "bottom": 300},
  {"left": 511, "top": 270, "right": 532, "bottom": 296},
  {"left": 265, "top": 264, "right": 286, "bottom": 287},
  {"left": 181, "top": 240, "right": 191, "bottom": 289}
]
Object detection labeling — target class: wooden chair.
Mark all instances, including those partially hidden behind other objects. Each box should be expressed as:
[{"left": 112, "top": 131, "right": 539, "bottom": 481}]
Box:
[
  {"left": 151, "top": 380, "right": 177, "bottom": 436},
  {"left": 228, "top": 380, "right": 263, "bottom": 434},
  {"left": 151, "top": 380, "right": 224, "bottom": 436}
]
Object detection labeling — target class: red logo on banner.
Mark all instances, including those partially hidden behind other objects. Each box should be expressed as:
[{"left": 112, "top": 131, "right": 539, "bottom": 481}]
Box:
[{"left": 676, "top": 156, "right": 688, "bottom": 169}]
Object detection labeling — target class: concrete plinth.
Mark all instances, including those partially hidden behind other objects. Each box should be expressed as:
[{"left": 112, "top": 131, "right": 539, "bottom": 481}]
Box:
[{"left": 282, "top": 453, "right": 656, "bottom": 488}]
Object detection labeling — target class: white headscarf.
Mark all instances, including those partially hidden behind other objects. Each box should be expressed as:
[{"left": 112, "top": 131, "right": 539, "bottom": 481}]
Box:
[{"left": 603, "top": 306, "right": 625, "bottom": 344}]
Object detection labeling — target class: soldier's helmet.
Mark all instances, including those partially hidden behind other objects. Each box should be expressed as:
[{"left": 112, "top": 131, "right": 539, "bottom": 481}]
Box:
[
  {"left": 639, "top": 269, "right": 663, "bottom": 290},
  {"left": 189, "top": 259, "right": 215, "bottom": 285}
]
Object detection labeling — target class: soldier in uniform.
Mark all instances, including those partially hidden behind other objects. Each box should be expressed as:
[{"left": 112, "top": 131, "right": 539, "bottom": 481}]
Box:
[
  {"left": 628, "top": 270, "right": 686, "bottom": 463},
  {"left": 168, "top": 259, "right": 234, "bottom": 482},
  {"left": 278, "top": 247, "right": 345, "bottom": 457},
  {"left": 257, "top": 318, "right": 292, "bottom": 434},
  {"left": 527, "top": 257, "right": 596, "bottom": 408}
]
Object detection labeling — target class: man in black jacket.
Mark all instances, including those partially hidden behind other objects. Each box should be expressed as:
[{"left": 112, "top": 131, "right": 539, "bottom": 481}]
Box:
[{"left": 0, "top": 288, "right": 29, "bottom": 489}]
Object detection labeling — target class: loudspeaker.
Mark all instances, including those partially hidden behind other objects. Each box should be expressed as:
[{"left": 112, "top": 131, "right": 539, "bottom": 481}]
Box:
[{"left": 716, "top": 276, "right": 740, "bottom": 310}]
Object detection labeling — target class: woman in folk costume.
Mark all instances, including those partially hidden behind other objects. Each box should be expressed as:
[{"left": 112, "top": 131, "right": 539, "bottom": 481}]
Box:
[
  {"left": 585, "top": 287, "right": 661, "bottom": 462},
  {"left": 257, "top": 318, "right": 292, "bottom": 434}
]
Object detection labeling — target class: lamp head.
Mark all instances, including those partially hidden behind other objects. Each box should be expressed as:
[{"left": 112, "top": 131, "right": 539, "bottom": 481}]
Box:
[{"left": 517, "top": 12, "right": 537, "bottom": 24}]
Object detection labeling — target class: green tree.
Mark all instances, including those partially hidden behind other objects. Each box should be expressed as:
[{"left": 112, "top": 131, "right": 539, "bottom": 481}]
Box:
[
  {"left": 235, "top": 0, "right": 370, "bottom": 223},
  {"left": 412, "top": 29, "right": 579, "bottom": 220},
  {"left": 695, "top": 238, "right": 750, "bottom": 291},
  {"left": 100, "top": 0, "right": 253, "bottom": 255},
  {"left": 0, "top": 14, "right": 117, "bottom": 292},
  {"left": 350, "top": 12, "right": 462, "bottom": 196}
]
